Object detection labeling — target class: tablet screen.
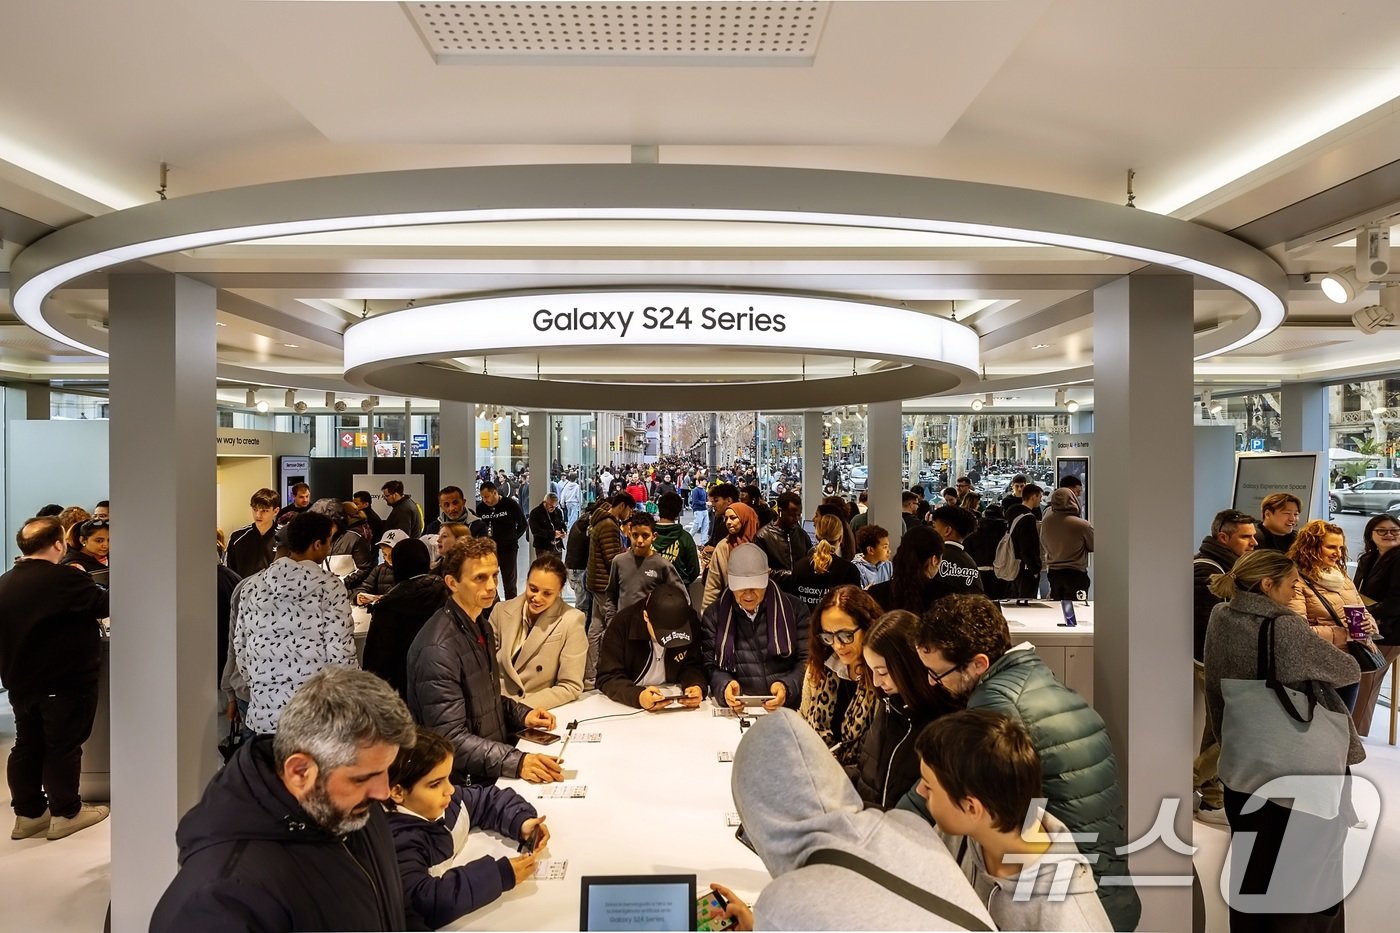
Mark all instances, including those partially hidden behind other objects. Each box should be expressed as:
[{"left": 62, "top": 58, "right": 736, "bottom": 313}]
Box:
[{"left": 580, "top": 875, "right": 697, "bottom": 931}]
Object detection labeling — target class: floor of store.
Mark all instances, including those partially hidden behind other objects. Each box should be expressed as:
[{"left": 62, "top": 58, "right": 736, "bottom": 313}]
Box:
[{"left": 1, "top": 689, "right": 1396, "bottom": 932}]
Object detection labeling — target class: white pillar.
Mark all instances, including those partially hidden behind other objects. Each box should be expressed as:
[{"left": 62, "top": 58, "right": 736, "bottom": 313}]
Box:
[
  {"left": 867, "top": 401, "right": 904, "bottom": 550},
  {"left": 1093, "top": 272, "right": 1193, "bottom": 931},
  {"left": 803, "top": 410, "right": 824, "bottom": 504},
  {"left": 528, "top": 410, "right": 549, "bottom": 512},
  {"left": 438, "top": 401, "right": 476, "bottom": 495},
  {"left": 1281, "top": 382, "right": 1329, "bottom": 521},
  {"left": 108, "top": 274, "right": 218, "bottom": 933}
]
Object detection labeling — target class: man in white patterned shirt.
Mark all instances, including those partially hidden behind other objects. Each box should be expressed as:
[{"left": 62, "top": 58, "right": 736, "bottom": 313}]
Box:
[{"left": 233, "top": 510, "right": 357, "bottom": 733}]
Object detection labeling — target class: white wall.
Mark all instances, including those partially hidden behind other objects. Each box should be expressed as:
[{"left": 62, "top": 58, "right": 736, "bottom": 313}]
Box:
[{"left": 5, "top": 419, "right": 110, "bottom": 565}]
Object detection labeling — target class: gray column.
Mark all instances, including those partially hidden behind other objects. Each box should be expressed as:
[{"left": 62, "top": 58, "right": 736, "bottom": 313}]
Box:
[
  {"left": 528, "top": 410, "right": 549, "bottom": 513},
  {"left": 1281, "top": 381, "right": 1329, "bottom": 521},
  {"left": 803, "top": 410, "right": 824, "bottom": 504},
  {"left": 439, "top": 401, "right": 477, "bottom": 494},
  {"left": 866, "top": 401, "right": 904, "bottom": 550},
  {"left": 23, "top": 382, "right": 50, "bottom": 420},
  {"left": 1070, "top": 409, "right": 1095, "bottom": 434},
  {"left": 1093, "top": 272, "right": 1193, "bottom": 931},
  {"left": 108, "top": 274, "right": 218, "bottom": 933}
]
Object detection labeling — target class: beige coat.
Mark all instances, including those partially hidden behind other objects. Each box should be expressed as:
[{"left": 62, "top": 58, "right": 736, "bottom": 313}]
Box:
[
  {"left": 490, "top": 593, "right": 587, "bottom": 709},
  {"left": 701, "top": 538, "right": 736, "bottom": 611},
  {"left": 1287, "top": 566, "right": 1378, "bottom": 648}
]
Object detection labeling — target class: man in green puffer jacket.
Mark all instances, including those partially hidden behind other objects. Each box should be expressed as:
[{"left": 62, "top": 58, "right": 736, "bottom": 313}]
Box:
[{"left": 899, "top": 593, "right": 1141, "bottom": 932}]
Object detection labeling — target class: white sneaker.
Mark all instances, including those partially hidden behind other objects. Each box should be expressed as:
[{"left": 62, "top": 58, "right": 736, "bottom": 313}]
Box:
[
  {"left": 11, "top": 810, "right": 51, "bottom": 839},
  {"left": 1194, "top": 804, "right": 1229, "bottom": 826},
  {"left": 46, "top": 804, "right": 110, "bottom": 840}
]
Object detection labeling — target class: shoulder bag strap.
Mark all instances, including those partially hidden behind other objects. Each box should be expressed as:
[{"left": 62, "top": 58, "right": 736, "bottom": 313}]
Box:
[
  {"left": 803, "top": 848, "right": 993, "bottom": 932},
  {"left": 1300, "top": 575, "right": 1346, "bottom": 627},
  {"left": 1257, "top": 615, "right": 1317, "bottom": 724}
]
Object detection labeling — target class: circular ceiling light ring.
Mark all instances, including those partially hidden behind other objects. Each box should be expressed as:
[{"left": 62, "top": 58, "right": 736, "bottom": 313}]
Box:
[
  {"left": 10, "top": 164, "right": 1289, "bottom": 368},
  {"left": 343, "top": 290, "right": 980, "bottom": 409}
]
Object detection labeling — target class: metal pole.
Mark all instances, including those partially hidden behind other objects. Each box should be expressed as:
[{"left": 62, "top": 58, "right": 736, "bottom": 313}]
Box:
[{"left": 404, "top": 399, "right": 412, "bottom": 473}]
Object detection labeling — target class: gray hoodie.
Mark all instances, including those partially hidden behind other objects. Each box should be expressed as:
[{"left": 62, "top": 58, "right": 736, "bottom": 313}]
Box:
[
  {"left": 946, "top": 811, "right": 1112, "bottom": 932},
  {"left": 1040, "top": 488, "right": 1093, "bottom": 571},
  {"left": 733, "top": 709, "right": 995, "bottom": 931}
]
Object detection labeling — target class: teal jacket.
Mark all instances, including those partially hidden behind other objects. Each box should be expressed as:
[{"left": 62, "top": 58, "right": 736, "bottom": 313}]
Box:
[{"left": 898, "top": 647, "right": 1140, "bottom": 931}]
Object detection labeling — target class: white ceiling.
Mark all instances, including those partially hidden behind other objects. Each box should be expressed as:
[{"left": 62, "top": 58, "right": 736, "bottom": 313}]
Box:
[{"left": 2, "top": 0, "right": 1400, "bottom": 410}]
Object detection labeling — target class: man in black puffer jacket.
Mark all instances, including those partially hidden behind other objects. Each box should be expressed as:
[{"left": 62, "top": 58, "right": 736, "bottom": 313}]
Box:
[
  {"left": 406, "top": 537, "right": 562, "bottom": 786},
  {"left": 151, "top": 669, "right": 423, "bottom": 932}
]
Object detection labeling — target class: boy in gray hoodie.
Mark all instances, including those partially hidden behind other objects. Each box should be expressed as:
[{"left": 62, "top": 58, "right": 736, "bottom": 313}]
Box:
[
  {"left": 915, "top": 709, "right": 1112, "bottom": 932},
  {"left": 712, "top": 708, "right": 994, "bottom": 931}
]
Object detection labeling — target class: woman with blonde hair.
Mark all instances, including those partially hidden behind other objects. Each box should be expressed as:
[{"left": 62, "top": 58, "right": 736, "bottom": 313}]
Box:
[
  {"left": 1287, "top": 519, "right": 1381, "bottom": 711},
  {"left": 1204, "top": 547, "right": 1361, "bottom": 931},
  {"left": 781, "top": 513, "right": 861, "bottom": 612},
  {"left": 701, "top": 501, "right": 759, "bottom": 610}
]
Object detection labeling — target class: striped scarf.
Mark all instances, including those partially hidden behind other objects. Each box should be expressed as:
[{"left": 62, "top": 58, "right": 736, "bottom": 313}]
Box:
[{"left": 714, "top": 585, "right": 796, "bottom": 670}]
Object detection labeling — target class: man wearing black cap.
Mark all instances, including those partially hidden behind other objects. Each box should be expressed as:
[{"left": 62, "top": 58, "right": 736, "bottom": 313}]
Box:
[{"left": 595, "top": 586, "right": 706, "bottom": 711}]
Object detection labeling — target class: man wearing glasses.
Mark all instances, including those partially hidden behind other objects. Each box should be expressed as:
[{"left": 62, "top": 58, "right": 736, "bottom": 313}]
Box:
[
  {"left": 1190, "top": 508, "right": 1258, "bottom": 824},
  {"left": 225, "top": 488, "right": 280, "bottom": 579},
  {"left": 908, "top": 593, "right": 1139, "bottom": 933}
]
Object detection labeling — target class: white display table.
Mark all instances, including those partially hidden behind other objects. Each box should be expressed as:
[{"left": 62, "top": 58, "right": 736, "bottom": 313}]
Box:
[
  {"left": 443, "top": 691, "right": 769, "bottom": 932},
  {"left": 1001, "top": 600, "right": 1096, "bottom": 703}
]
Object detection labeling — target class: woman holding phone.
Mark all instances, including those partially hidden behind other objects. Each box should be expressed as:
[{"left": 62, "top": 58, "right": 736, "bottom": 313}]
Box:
[{"left": 799, "top": 585, "right": 878, "bottom": 767}]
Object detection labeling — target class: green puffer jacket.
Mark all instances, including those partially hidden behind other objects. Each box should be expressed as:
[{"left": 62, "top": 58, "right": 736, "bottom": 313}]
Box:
[{"left": 899, "top": 646, "right": 1141, "bottom": 932}]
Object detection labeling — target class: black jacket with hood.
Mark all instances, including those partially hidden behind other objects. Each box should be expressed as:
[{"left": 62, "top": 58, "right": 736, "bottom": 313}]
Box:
[
  {"left": 150, "top": 735, "right": 419, "bottom": 932},
  {"left": 362, "top": 574, "right": 449, "bottom": 699}
]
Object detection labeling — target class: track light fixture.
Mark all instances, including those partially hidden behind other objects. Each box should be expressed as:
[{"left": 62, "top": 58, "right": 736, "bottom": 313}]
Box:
[
  {"left": 1357, "top": 225, "right": 1391, "bottom": 282},
  {"left": 325, "top": 391, "right": 347, "bottom": 413},
  {"left": 360, "top": 396, "right": 379, "bottom": 413},
  {"left": 1200, "top": 389, "right": 1223, "bottom": 416},
  {"left": 970, "top": 394, "right": 992, "bottom": 412},
  {"left": 244, "top": 388, "right": 270, "bottom": 412},
  {"left": 1319, "top": 266, "right": 1365, "bottom": 304},
  {"left": 1053, "top": 388, "right": 1080, "bottom": 413},
  {"left": 284, "top": 389, "right": 308, "bottom": 414}
]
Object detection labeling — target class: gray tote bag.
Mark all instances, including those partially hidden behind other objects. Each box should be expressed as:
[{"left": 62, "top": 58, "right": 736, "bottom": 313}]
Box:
[{"left": 1217, "top": 616, "right": 1350, "bottom": 819}]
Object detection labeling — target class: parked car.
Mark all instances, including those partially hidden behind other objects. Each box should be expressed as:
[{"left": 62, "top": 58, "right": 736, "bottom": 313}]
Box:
[
  {"left": 849, "top": 465, "right": 868, "bottom": 491},
  {"left": 1331, "top": 477, "right": 1400, "bottom": 514}
]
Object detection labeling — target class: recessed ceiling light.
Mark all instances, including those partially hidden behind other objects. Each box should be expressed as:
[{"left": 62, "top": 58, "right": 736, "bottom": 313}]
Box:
[
  {"left": 1031, "top": 343, "right": 1053, "bottom": 350},
  {"left": 215, "top": 321, "right": 227, "bottom": 327},
  {"left": 283, "top": 343, "right": 299, "bottom": 348}
]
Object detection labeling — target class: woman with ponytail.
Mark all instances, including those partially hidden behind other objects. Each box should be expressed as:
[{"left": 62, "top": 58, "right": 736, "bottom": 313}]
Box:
[
  {"left": 781, "top": 513, "right": 861, "bottom": 612},
  {"left": 1203, "top": 548, "right": 1362, "bottom": 931}
]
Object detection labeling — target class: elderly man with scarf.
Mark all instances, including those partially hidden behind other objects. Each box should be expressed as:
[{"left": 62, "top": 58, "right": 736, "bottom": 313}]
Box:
[{"left": 699, "top": 542, "right": 809, "bottom": 713}]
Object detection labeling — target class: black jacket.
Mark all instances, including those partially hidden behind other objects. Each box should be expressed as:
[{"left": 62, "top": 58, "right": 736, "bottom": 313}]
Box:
[
  {"left": 563, "top": 513, "right": 591, "bottom": 571},
  {"left": 1005, "top": 503, "right": 1042, "bottom": 573},
  {"left": 698, "top": 591, "right": 810, "bottom": 702},
  {"left": 150, "top": 736, "right": 418, "bottom": 933},
  {"left": 754, "top": 521, "right": 812, "bottom": 577},
  {"left": 0, "top": 559, "right": 109, "bottom": 698},
  {"left": 351, "top": 563, "right": 399, "bottom": 599},
  {"left": 225, "top": 522, "right": 276, "bottom": 580},
  {"left": 1191, "top": 537, "right": 1239, "bottom": 661},
  {"left": 528, "top": 503, "right": 566, "bottom": 552},
  {"left": 406, "top": 601, "right": 531, "bottom": 784},
  {"left": 779, "top": 554, "right": 862, "bottom": 611},
  {"left": 596, "top": 601, "right": 707, "bottom": 707},
  {"left": 331, "top": 529, "right": 375, "bottom": 576},
  {"left": 472, "top": 497, "right": 527, "bottom": 552},
  {"left": 385, "top": 496, "right": 424, "bottom": 539},
  {"left": 1355, "top": 547, "right": 1400, "bottom": 643},
  {"left": 853, "top": 694, "right": 940, "bottom": 810},
  {"left": 1255, "top": 527, "right": 1297, "bottom": 554},
  {"left": 61, "top": 550, "right": 108, "bottom": 573},
  {"left": 934, "top": 542, "right": 984, "bottom": 596},
  {"left": 363, "top": 575, "right": 448, "bottom": 698}
]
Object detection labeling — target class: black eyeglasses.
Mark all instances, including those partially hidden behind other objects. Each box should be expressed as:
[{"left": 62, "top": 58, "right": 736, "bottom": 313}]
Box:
[
  {"left": 926, "top": 662, "right": 963, "bottom": 688},
  {"left": 818, "top": 629, "right": 859, "bottom": 647},
  {"left": 82, "top": 520, "right": 110, "bottom": 532}
]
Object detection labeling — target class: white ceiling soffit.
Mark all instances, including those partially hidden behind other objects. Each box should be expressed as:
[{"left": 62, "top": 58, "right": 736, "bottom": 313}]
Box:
[{"left": 403, "top": 1, "right": 832, "bottom": 66}]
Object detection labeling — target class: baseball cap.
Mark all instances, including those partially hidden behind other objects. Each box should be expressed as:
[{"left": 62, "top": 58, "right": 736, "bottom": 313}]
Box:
[
  {"left": 377, "top": 529, "right": 410, "bottom": 548},
  {"left": 726, "top": 542, "right": 770, "bottom": 592},
  {"left": 644, "top": 585, "right": 695, "bottom": 648}
]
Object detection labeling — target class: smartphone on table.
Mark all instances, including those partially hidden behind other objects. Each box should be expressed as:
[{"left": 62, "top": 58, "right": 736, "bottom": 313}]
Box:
[
  {"left": 696, "top": 887, "right": 735, "bottom": 931},
  {"left": 1059, "top": 599, "right": 1077, "bottom": 627},
  {"left": 518, "top": 727, "right": 561, "bottom": 745}
]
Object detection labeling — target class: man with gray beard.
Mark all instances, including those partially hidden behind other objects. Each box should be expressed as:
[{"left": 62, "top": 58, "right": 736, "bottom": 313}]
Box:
[{"left": 151, "top": 668, "right": 421, "bottom": 931}]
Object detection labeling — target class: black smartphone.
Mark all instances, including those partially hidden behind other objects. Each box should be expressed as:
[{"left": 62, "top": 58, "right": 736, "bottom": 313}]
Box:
[
  {"left": 518, "top": 727, "right": 561, "bottom": 745},
  {"left": 517, "top": 826, "right": 542, "bottom": 854},
  {"left": 1059, "top": 599, "right": 1078, "bottom": 627}
]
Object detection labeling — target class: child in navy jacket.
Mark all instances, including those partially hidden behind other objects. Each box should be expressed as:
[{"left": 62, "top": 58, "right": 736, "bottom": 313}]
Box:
[{"left": 386, "top": 727, "right": 549, "bottom": 928}]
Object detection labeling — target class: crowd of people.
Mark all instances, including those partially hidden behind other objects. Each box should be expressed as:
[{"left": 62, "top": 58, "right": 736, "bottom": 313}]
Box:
[{"left": 2, "top": 464, "right": 1388, "bottom": 931}]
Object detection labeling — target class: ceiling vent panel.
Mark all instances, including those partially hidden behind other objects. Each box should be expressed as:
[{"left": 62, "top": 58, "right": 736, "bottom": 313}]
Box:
[{"left": 404, "top": 2, "right": 831, "bottom": 66}]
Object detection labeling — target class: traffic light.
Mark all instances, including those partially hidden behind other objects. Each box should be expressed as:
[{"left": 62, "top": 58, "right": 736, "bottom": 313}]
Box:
[
  {"left": 491, "top": 424, "right": 501, "bottom": 448},
  {"left": 824, "top": 438, "right": 832, "bottom": 454}
]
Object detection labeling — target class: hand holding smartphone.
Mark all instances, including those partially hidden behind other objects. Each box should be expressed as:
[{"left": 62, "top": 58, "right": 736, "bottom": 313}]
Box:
[
  {"left": 696, "top": 888, "right": 735, "bottom": 931},
  {"left": 518, "top": 727, "right": 561, "bottom": 745}
]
